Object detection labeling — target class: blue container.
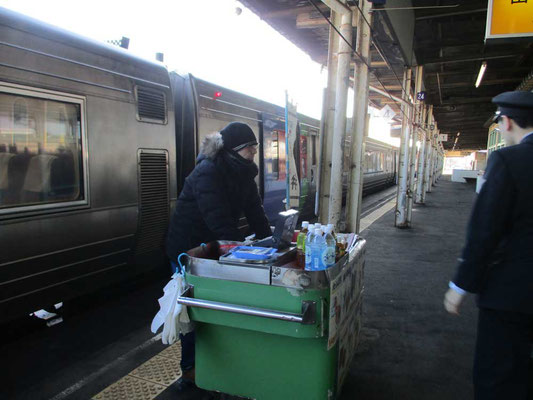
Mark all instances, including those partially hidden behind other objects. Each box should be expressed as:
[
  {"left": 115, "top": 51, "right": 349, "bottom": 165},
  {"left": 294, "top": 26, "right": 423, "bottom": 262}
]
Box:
[{"left": 230, "top": 246, "right": 277, "bottom": 260}]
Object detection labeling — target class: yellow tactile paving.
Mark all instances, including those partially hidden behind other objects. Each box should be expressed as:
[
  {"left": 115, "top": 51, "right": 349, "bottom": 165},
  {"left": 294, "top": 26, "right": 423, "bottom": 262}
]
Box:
[
  {"left": 157, "top": 341, "right": 182, "bottom": 360},
  {"left": 92, "top": 375, "right": 167, "bottom": 400},
  {"left": 92, "top": 342, "right": 183, "bottom": 400},
  {"left": 129, "top": 355, "right": 182, "bottom": 386}
]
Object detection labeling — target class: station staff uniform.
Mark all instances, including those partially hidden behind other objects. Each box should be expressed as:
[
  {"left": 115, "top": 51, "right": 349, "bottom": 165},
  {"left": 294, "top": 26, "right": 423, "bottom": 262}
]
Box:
[{"left": 447, "top": 91, "right": 533, "bottom": 400}]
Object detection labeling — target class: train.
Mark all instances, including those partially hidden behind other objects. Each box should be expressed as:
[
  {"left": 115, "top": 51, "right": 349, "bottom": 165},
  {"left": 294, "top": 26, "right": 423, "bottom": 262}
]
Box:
[{"left": 0, "top": 7, "right": 397, "bottom": 322}]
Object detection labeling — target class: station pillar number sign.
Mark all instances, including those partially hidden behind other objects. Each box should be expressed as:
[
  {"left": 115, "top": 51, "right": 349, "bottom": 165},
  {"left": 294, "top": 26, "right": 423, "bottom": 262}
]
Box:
[
  {"left": 416, "top": 91, "right": 426, "bottom": 101},
  {"left": 486, "top": 0, "right": 533, "bottom": 39}
]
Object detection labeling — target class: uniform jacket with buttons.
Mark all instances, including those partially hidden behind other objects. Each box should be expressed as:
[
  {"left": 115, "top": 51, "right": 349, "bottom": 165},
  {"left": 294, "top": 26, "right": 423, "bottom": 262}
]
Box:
[{"left": 454, "top": 133, "right": 533, "bottom": 314}]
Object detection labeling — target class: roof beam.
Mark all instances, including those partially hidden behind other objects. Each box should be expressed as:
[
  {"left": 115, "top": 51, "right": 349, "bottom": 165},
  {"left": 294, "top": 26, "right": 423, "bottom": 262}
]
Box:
[
  {"left": 296, "top": 12, "right": 329, "bottom": 28},
  {"left": 423, "top": 53, "right": 521, "bottom": 66},
  {"left": 264, "top": 4, "right": 329, "bottom": 18},
  {"left": 416, "top": 8, "right": 487, "bottom": 21},
  {"left": 319, "top": 0, "right": 351, "bottom": 15},
  {"left": 432, "top": 78, "right": 523, "bottom": 89}
]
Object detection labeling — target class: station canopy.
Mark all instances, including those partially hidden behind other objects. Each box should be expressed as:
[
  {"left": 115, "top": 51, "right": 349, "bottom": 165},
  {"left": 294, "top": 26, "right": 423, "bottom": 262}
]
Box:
[{"left": 239, "top": 0, "right": 533, "bottom": 150}]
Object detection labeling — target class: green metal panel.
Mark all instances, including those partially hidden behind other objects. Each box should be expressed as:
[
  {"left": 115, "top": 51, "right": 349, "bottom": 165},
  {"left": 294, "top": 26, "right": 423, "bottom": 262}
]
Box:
[
  {"left": 186, "top": 274, "right": 337, "bottom": 399},
  {"left": 186, "top": 274, "right": 328, "bottom": 338},
  {"left": 195, "top": 322, "right": 337, "bottom": 400}
]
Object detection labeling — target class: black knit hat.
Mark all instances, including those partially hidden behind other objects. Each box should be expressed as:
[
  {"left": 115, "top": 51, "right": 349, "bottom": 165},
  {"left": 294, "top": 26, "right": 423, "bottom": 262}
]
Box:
[{"left": 220, "top": 122, "right": 258, "bottom": 152}]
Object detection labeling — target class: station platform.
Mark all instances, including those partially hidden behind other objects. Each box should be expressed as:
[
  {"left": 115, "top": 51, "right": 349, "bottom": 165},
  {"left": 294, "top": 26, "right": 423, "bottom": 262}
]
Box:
[
  {"left": 1, "top": 181, "right": 486, "bottom": 400},
  {"left": 340, "top": 177, "right": 479, "bottom": 400}
]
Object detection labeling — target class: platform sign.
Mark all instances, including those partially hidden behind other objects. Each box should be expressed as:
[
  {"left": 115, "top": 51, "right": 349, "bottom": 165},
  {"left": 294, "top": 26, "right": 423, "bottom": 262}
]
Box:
[
  {"left": 416, "top": 91, "right": 426, "bottom": 101},
  {"left": 486, "top": 0, "right": 533, "bottom": 39},
  {"left": 285, "top": 92, "right": 300, "bottom": 209},
  {"left": 379, "top": 104, "right": 396, "bottom": 121}
]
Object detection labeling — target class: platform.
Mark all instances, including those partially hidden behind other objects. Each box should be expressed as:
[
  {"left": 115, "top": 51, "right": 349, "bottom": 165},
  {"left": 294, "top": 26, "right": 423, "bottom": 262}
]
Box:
[
  {"left": 340, "top": 177, "right": 479, "bottom": 400},
  {"left": 1, "top": 181, "right": 487, "bottom": 400}
]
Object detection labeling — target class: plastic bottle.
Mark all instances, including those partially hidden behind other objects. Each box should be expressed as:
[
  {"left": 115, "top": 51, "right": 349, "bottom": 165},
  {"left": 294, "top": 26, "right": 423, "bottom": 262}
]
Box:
[
  {"left": 327, "top": 223, "right": 337, "bottom": 240},
  {"left": 323, "top": 226, "right": 337, "bottom": 268},
  {"left": 304, "top": 227, "right": 316, "bottom": 271},
  {"left": 311, "top": 228, "right": 326, "bottom": 271},
  {"left": 296, "top": 221, "right": 309, "bottom": 269}
]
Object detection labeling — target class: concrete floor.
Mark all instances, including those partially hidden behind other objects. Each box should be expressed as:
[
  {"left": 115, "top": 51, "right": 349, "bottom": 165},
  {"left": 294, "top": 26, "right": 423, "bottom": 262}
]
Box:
[{"left": 340, "top": 177, "right": 479, "bottom": 400}]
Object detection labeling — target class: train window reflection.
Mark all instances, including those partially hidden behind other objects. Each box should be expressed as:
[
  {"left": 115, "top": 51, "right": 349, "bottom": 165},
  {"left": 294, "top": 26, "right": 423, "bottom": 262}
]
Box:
[{"left": 0, "top": 91, "right": 84, "bottom": 210}]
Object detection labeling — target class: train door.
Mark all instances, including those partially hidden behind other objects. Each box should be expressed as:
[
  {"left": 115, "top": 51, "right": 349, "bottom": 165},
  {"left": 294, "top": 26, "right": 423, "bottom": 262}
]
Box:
[{"left": 261, "top": 113, "right": 286, "bottom": 222}]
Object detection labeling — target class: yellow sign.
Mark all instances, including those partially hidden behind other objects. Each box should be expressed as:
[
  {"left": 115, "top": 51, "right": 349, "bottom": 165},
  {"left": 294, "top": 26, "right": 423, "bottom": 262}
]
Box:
[{"left": 486, "top": 0, "right": 533, "bottom": 39}]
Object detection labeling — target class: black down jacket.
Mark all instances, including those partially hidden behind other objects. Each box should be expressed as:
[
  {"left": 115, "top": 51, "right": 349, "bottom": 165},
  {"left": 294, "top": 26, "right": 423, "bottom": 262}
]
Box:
[{"left": 165, "top": 133, "right": 272, "bottom": 262}]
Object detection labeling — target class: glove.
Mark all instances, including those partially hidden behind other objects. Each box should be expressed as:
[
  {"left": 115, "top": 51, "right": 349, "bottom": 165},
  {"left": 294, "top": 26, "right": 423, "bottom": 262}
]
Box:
[{"left": 444, "top": 288, "right": 465, "bottom": 315}]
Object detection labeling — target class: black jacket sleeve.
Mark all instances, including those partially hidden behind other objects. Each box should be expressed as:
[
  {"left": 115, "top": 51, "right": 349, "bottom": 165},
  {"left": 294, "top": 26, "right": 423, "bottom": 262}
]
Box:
[
  {"left": 193, "top": 163, "right": 244, "bottom": 241},
  {"left": 453, "top": 152, "right": 515, "bottom": 293},
  {"left": 243, "top": 181, "right": 272, "bottom": 239}
]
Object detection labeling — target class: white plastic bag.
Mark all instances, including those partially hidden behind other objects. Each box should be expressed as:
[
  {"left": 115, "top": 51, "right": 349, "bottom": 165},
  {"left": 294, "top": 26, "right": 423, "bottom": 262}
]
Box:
[{"left": 151, "top": 272, "right": 193, "bottom": 345}]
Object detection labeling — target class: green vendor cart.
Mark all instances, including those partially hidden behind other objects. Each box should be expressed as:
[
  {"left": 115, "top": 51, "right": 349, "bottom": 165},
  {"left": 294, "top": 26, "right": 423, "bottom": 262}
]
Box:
[{"left": 178, "top": 237, "right": 366, "bottom": 400}]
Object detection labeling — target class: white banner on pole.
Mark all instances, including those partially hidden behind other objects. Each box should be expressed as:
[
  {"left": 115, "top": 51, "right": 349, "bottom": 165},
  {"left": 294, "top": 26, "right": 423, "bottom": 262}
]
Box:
[{"left": 285, "top": 92, "right": 300, "bottom": 209}]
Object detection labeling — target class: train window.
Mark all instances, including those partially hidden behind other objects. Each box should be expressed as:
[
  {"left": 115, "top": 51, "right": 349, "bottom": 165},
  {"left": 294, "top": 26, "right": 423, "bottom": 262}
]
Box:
[
  {"left": 0, "top": 85, "right": 86, "bottom": 213},
  {"left": 277, "top": 130, "right": 287, "bottom": 181},
  {"left": 270, "top": 131, "right": 279, "bottom": 179}
]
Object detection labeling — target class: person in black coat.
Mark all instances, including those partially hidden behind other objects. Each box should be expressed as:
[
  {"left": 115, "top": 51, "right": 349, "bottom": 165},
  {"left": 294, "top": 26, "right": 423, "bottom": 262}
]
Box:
[
  {"left": 166, "top": 121, "right": 272, "bottom": 266},
  {"left": 165, "top": 122, "right": 272, "bottom": 390},
  {"left": 444, "top": 91, "right": 533, "bottom": 400}
]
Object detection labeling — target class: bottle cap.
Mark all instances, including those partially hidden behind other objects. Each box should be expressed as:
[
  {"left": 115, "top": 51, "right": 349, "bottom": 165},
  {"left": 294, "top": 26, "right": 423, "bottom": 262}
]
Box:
[{"left": 302, "top": 221, "right": 309, "bottom": 228}]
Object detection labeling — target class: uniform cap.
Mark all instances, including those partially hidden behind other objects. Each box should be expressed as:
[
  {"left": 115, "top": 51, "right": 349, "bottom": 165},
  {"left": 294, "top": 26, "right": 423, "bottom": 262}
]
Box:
[{"left": 491, "top": 91, "right": 533, "bottom": 122}]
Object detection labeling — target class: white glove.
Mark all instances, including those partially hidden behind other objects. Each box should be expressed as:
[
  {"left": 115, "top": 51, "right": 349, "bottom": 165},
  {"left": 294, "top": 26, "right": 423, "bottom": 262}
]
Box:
[{"left": 444, "top": 288, "right": 465, "bottom": 315}]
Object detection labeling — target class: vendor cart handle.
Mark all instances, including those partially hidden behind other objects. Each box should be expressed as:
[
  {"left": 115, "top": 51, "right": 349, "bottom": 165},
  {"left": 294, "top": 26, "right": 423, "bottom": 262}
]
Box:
[{"left": 178, "top": 287, "right": 316, "bottom": 325}]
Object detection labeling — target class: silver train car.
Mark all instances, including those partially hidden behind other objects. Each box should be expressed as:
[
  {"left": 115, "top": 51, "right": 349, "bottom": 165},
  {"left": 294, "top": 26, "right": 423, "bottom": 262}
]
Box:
[{"left": 0, "top": 8, "right": 397, "bottom": 322}]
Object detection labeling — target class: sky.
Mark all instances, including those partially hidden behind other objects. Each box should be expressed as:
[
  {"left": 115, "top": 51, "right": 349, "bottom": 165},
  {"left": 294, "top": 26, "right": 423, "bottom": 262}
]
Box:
[
  {"left": 0, "top": 0, "right": 395, "bottom": 144},
  {"left": 0, "top": 0, "right": 327, "bottom": 118}
]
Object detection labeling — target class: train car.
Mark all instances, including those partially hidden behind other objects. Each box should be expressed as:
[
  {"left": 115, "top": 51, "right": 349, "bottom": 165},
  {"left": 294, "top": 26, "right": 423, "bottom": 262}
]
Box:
[
  {"left": 0, "top": 7, "right": 397, "bottom": 322},
  {"left": 362, "top": 137, "right": 397, "bottom": 196},
  {"left": 178, "top": 75, "right": 320, "bottom": 223},
  {"left": 0, "top": 8, "right": 177, "bottom": 322}
]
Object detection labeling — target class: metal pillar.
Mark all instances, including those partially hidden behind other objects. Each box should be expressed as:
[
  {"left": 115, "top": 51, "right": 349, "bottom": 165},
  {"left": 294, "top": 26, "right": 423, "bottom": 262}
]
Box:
[
  {"left": 423, "top": 105, "right": 433, "bottom": 197},
  {"left": 346, "top": 0, "right": 372, "bottom": 234},
  {"left": 318, "top": 10, "right": 340, "bottom": 224},
  {"left": 395, "top": 67, "right": 413, "bottom": 228},
  {"left": 415, "top": 105, "right": 427, "bottom": 203},
  {"left": 407, "top": 66, "right": 423, "bottom": 223},
  {"left": 328, "top": 6, "right": 353, "bottom": 229}
]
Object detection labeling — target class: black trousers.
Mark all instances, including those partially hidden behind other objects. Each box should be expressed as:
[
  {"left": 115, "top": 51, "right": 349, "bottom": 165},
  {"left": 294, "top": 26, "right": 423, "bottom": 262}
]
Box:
[{"left": 474, "top": 308, "right": 533, "bottom": 400}]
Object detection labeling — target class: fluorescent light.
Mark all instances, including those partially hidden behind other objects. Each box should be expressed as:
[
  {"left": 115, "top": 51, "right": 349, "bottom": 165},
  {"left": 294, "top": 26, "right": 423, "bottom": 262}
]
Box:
[{"left": 475, "top": 62, "right": 487, "bottom": 88}]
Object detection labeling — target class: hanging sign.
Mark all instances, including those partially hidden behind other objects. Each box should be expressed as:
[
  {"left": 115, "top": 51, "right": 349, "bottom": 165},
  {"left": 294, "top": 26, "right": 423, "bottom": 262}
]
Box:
[
  {"left": 438, "top": 134, "right": 448, "bottom": 142},
  {"left": 379, "top": 105, "right": 396, "bottom": 121},
  {"left": 416, "top": 91, "right": 426, "bottom": 101},
  {"left": 285, "top": 92, "right": 300, "bottom": 209},
  {"left": 486, "top": 0, "right": 533, "bottom": 39}
]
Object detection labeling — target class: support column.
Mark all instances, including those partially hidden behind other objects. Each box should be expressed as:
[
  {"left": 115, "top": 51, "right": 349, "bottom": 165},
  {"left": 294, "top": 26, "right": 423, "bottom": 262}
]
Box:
[
  {"left": 423, "top": 105, "right": 433, "bottom": 197},
  {"left": 346, "top": 0, "right": 372, "bottom": 234},
  {"left": 415, "top": 105, "right": 427, "bottom": 203},
  {"left": 394, "top": 67, "right": 413, "bottom": 228},
  {"left": 328, "top": 6, "right": 353, "bottom": 228},
  {"left": 318, "top": 10, "right": 340, "bottom": 223},
  {"left": 407, "top": 65, "right": 423, "bottom": 223}
]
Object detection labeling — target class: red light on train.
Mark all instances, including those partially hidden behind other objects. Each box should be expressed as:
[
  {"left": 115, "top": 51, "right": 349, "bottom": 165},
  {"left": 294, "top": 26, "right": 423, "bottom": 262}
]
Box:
[{"left": 214, "top": 91, "right": 222, "bottom": 99}]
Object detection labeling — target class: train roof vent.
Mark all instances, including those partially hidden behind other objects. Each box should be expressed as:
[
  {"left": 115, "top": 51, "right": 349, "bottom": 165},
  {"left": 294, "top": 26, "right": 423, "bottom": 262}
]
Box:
[{"left": 135, "top": 86, "right": 167, "bottom": 124}]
